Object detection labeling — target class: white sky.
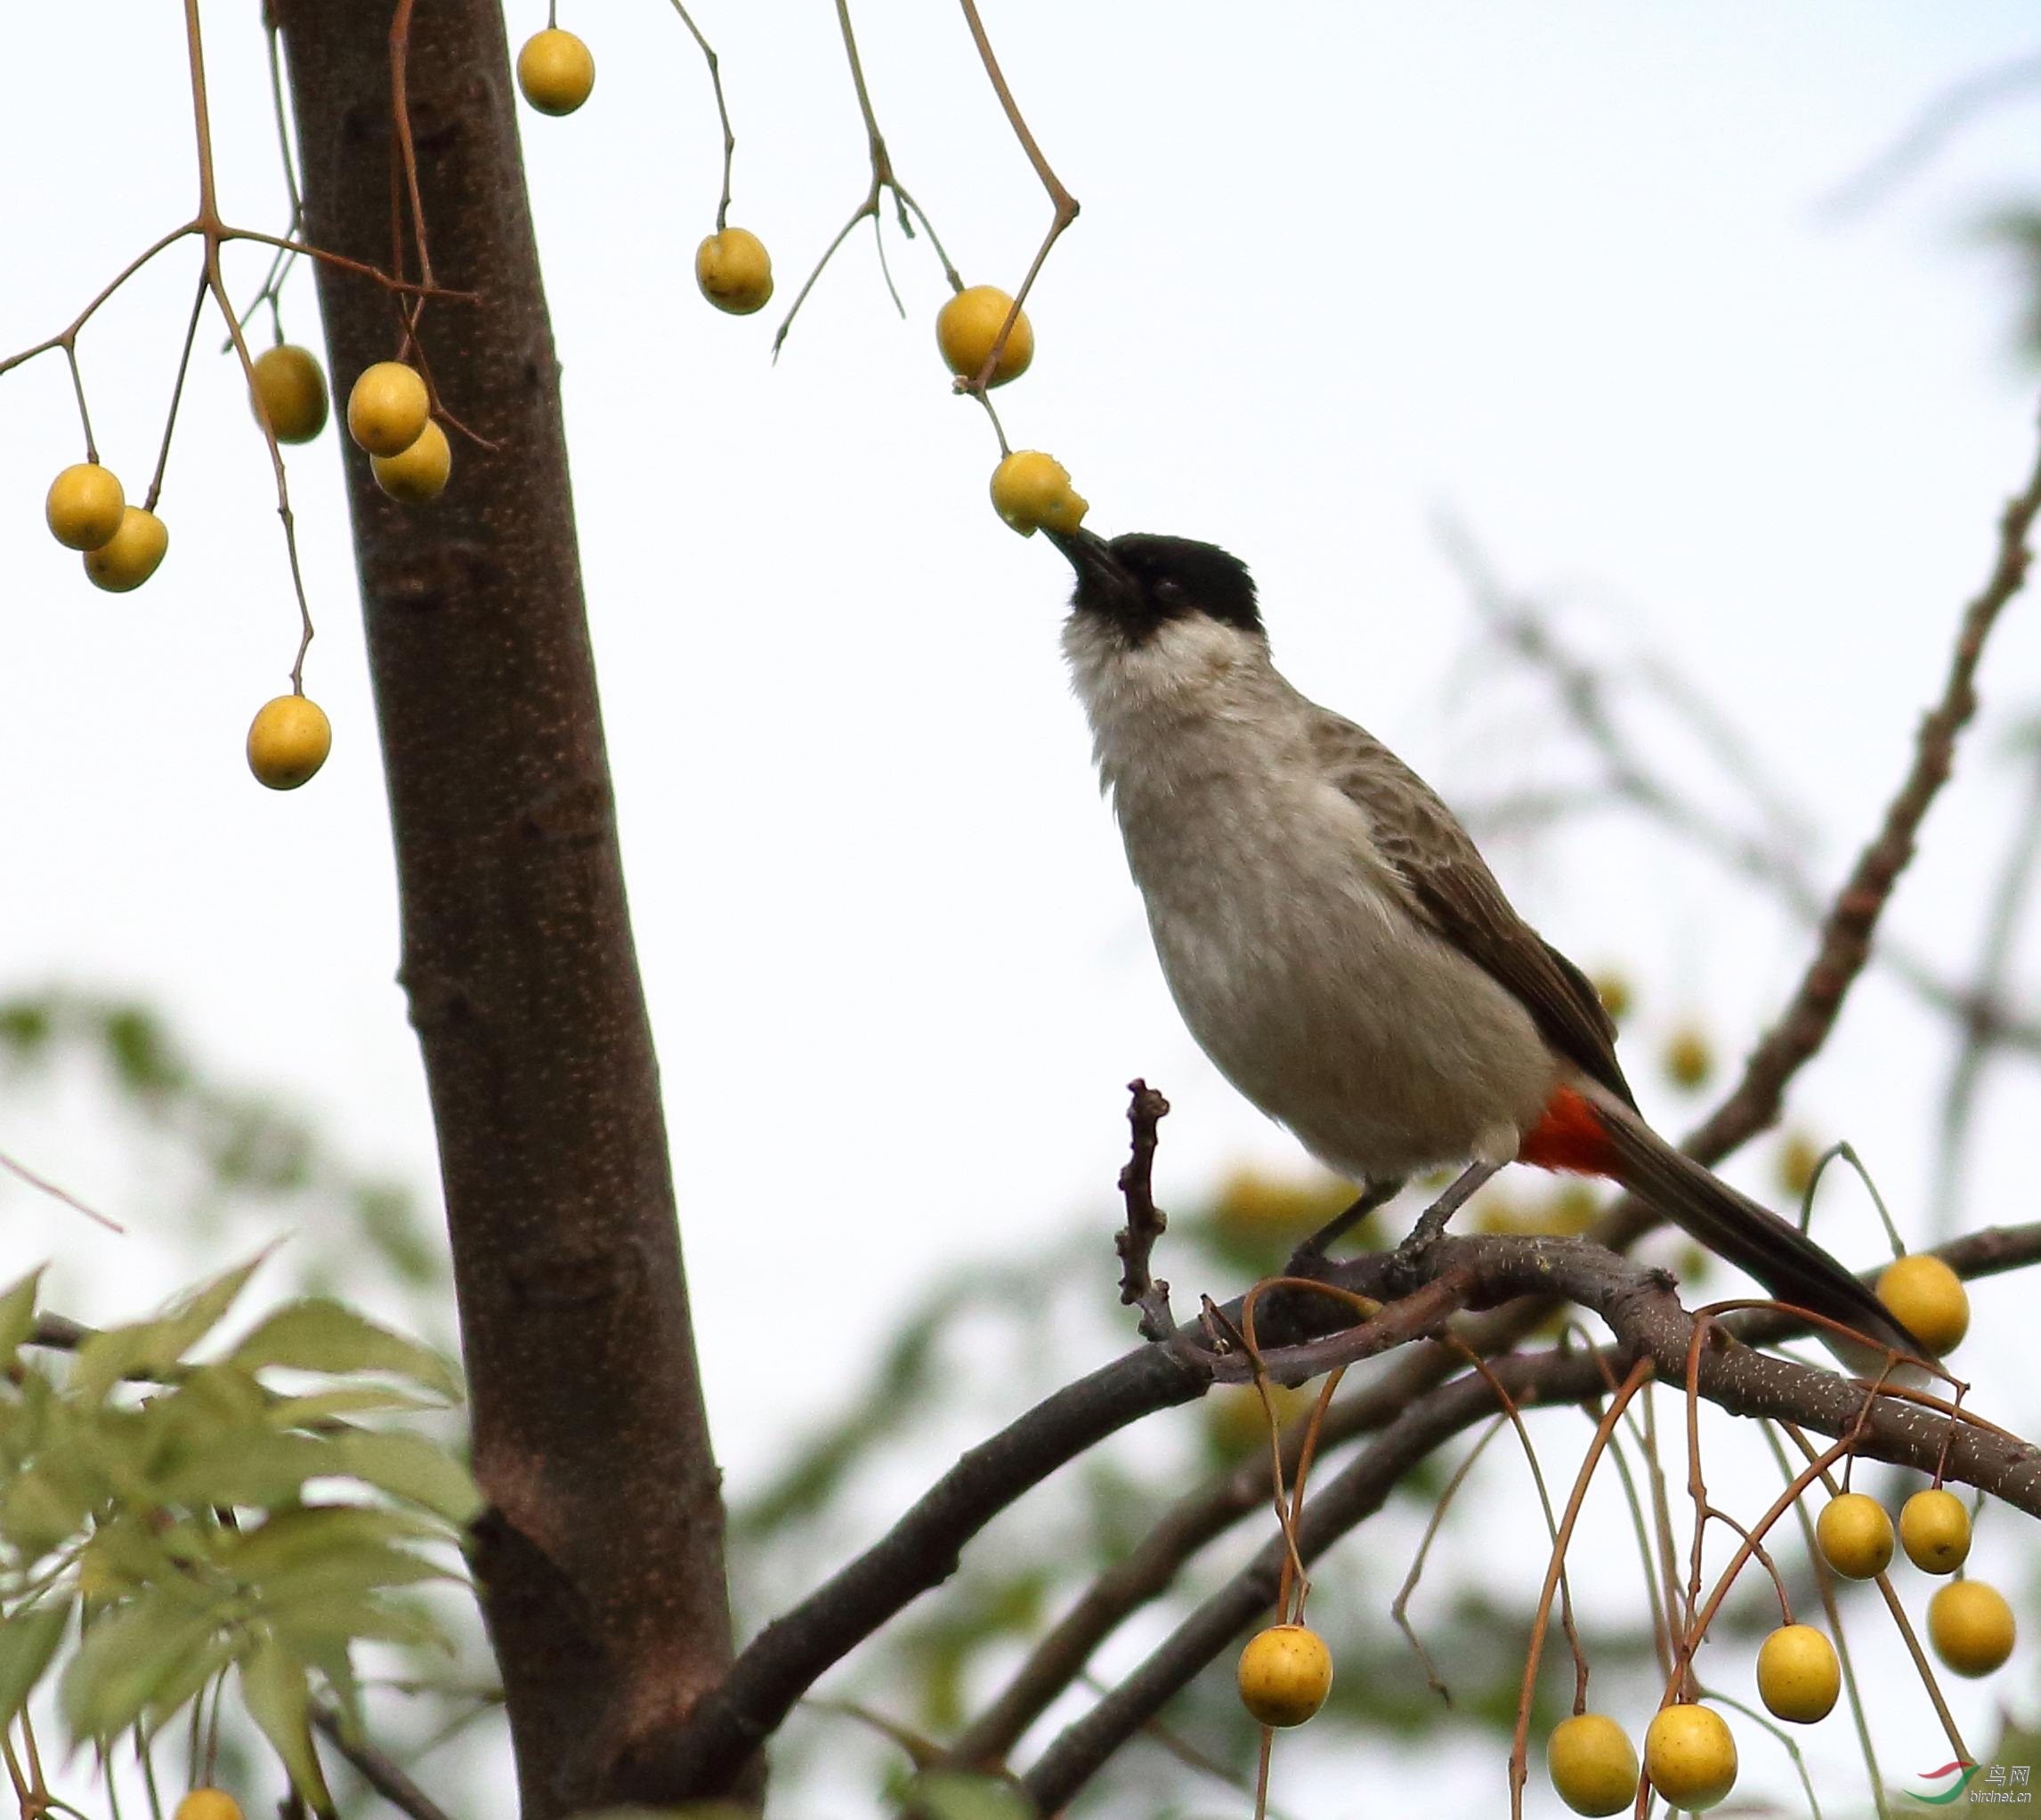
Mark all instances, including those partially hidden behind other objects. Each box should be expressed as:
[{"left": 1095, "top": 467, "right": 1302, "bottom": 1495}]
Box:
[{"left": 4, "top": 4, "right": 2041, "bottom": 1814}]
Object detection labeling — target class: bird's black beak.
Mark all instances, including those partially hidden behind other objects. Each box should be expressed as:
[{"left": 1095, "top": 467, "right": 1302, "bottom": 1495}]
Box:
[{"left": 1045, "top": 526, "right": 1137, "bottom": 613}]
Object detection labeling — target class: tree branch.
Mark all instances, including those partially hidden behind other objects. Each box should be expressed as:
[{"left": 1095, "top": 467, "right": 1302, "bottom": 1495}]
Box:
[
  {"left": 1681, "top": 413, "right": 2041, "bottom": 1163},
  {"left": 1022, "top": 1230, "right": 2041, "bottom": 1808}
]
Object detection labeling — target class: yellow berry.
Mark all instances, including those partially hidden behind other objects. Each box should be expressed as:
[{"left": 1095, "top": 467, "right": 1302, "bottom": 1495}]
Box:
[
  {"left": 173, "top": 1792, "right": 243, "bottom": 1820},
  {"left": 695, "top": 228, "right": 773, "bottom": 315},
  {"left": 248, "top": 344, "right": 329, "bottom": 443},
  {"left": 1591, "top": 971, "right": 1632, "bottom": 1022},
  {"left": 82, "top": 506, "right": 168, "bottom": 593},
  {"left": 1876, "top": 1253, "right": 1969, "bottom": 1355},
  {"left": 1235, "top": 1623, "right": 1332, "bottom": 1727},
  {"left": 1643, "top": 1703, "right": 1737, "bottom": 1810},
  {"left": 1928, "top": 1579, "right": 2015, "bottom": 1678},
  {"left": 990, "top": 450, "right": 1088, "bottom": 538},
  {"left": 1203, "top": 1381, "right": 1311, "bottom": 1454},
  {"left": 516, "top": 28, "right": 595, "bottom": 116},
  {"left": 346, "top": 362, "right": 429, "bottom": 457},
  {"left": 1775, "top": 1130, "right": 1824, "bottom": 1201},
  {"left": 372, "top": 417, "right": 451, "bottom": 504},
  {"left": 246, "top": 695, "right": 332, "bottom": 792},
  {"left": 1547, "top": 1712, "right": 1639, "bottom": 1816},
  {"left": 1211, "top": 1167, "right": 1356, "bottom": 1235},
  {"left": 45, "top": 463, "right": 126, "bottom": 551},
  {"left": 1662, "top": 1024, "right": 1714, "bottom": 1091},
  {"left": 1816, "top": 1491, "right": 1893, "bottom": 1581},
  {"left": 1899, "top": 1488, "right": 1972, "bottom": 1575},
  {"left": 936, "top": 286, "right": 1034, "bottom": 387},
  {"left": 1756, "top": 1622, "right": 1840, "bottom": 1723}
]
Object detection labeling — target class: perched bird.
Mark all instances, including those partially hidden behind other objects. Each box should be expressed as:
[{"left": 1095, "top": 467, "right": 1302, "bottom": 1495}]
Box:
[{"left": 1045, "top": 526, "right": 1919, "bottom": 1358}]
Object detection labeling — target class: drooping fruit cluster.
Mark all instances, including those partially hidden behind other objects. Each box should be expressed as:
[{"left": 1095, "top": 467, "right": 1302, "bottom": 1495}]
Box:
[{"left": 345, "top": 360, "right": 453, "bottom": 507}]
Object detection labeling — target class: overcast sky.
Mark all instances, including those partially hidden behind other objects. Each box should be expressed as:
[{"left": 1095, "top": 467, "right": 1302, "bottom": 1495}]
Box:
[{"left": 4, "top": 4, "right": 2041, "bottom": 1813}]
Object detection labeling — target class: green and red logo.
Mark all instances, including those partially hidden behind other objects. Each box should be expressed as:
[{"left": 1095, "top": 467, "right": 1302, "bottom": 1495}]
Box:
[{"left": 1909, "top": 1759, "right": 1980, "bottom": 1804}]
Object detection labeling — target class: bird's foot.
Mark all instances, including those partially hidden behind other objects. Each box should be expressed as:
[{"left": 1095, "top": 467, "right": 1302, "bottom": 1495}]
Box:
[
  {"left": 1286, "top": 1177, "right": 1406, "bottom": 1273},
  {"left": 1389, "top": 1159, "right": 1502, "bottom": 1283}
]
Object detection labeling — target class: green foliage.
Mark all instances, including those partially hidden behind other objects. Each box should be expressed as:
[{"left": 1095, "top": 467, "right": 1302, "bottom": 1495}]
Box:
[
  {"left": 0, "top": 1261, "right": 474, "bottom": 1814},
  {"left": 899, "top": 1770, "right": 1036, "bottom": 1820},
  {"left": 0, "top": 989, "right": 450, "bottom": 1306}
]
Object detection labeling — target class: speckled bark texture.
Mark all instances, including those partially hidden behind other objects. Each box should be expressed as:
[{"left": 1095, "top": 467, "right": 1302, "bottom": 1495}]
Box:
[{"left": 272, "top": 4, "right": 734, "bottom": 1810}]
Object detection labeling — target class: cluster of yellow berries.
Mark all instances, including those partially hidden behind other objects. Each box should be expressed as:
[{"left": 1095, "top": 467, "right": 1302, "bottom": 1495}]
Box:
[
  {"left": 1546, "top": 1481, "right": 2007, "bottom": 1814},
  {"left": 45, "top": 462, "right": 166, "bottom": 594},
  {"left": 513, "top": 25, "right": 775, "bottom": 319},
  {"left": 43, "top": 342, "right": 351, "bottom": 791},
  {"left": 513, "top": 20, "right": 1083, "bottom": 538},
  {"left": 930, "top": 285, "right": 1087, "bottom": 539}
]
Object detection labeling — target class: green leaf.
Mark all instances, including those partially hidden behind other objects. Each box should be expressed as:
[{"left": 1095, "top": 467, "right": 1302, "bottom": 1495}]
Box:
[
  {"left": 230, "top": 1301, "right": 460, "bottom": 1403},
  {"left": 71, "top": 1256, "right": 269, "bottom": 1402},
  {"left": 141, "top": 1634, "right": 235, "bottom": 1732},
  {"left": 227, "top": 1507, "right": 447, "bottom": 1582},
  {"left": 0, "top": 1467, "right": 90, "bottom": 1563},
  {"left": 900, "top": 1773, "right": 1036, "bottom": 1820},
  {"left": 0, "top": 1268, "right": 45, "bottom": 1365},
  {"left": 149, "top": 1430, "right": 332, "bottom": 1510},
  {"left": 239, "top": 1636, "right": 332, "bottom": 1814},
  {"left": 327, "top": 1432, "right": 482, "bottom": 1525},
  {"left": 269, "top": 1592, "right": 450, "bottom": 1660},
  {"left": 61, "top": 1593, "right": 223, "bottom": 1737},
  {"left": 263, "top": 1387, "right": 441, "bottom": 1428},
  {"left": 0, "top": 1600, "right": 69, "bottom": 1726}
]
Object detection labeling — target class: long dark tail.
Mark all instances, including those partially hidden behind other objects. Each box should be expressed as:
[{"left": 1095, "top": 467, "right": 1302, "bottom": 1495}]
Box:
[{"left": 1582, "top": 1087, "right": 1926, "bottom": 1361}]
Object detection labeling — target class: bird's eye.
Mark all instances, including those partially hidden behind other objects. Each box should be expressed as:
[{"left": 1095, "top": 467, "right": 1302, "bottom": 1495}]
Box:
[{"left": 1153, "top": 578, "right": 1186, "bottom": 605}]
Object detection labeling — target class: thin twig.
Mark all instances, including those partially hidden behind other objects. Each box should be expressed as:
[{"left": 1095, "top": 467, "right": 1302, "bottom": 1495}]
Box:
[
  {"left": 0, "top": 1149, "right": 122, "bottom": 1234},
  {"left": 664, "top": 0, "right": 738, "bottom": 231},
  {"left": 1390, "top": 1413, "right": 1506, "bottom": 1703},
  {"left": 1114, "top": 1079, "right": 1173, "bottom": 1336},
  {"left": 1685, "top": 413, "right": 2041, "bottom": 1161},
  {"left": 311, "top": 1707, "right": 456, "bottom": 1820},
  {"left": 146, "top": 272, "right": 212, "bottom": 512},
  {"left": 772, "top": 0, "right": 960, "bottom": 361},
  {"left": 951, "top": 0, "right": 1080, "bottom": 398},
  {"left": 1929, "top": 736, "right": 2041, "bottom": 1233}
]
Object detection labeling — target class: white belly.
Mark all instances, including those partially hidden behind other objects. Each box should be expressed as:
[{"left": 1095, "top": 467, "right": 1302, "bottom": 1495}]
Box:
[{"left": 1122, "top": 776, "right": 1557, "bottom": 1180}]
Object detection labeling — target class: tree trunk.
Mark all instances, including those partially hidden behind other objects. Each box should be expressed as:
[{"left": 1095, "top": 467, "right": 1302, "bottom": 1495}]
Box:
[{"left": 272, "top": 4, "right": 733, "bottom": 1810}]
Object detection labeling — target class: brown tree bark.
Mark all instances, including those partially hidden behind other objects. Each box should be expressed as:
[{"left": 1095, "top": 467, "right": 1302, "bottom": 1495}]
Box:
[{"left": 271, "top": 4, "right": 733, "bottom": 1811}]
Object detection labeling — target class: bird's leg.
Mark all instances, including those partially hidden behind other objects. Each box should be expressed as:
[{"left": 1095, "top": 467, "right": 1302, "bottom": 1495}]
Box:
[
  {"left": 1288, "top": 1176, "right": 1406, "bottom": 1268},
  {"left": 1396, "top": 1159, "right": 1503, "bottom": 1262}
]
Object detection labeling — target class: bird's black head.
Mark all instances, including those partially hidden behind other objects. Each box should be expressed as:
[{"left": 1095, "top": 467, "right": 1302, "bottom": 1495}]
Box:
[{"left": 1046, "top": 529, "right": 1262, "bottom": 641}]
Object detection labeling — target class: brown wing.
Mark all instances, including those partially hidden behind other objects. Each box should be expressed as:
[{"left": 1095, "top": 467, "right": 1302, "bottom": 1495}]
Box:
[{"left": 1307, "top": 708, "right": 1638, "bottom": 1110}]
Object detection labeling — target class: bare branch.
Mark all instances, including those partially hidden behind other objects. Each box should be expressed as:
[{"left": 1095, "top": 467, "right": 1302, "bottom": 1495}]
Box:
[
  {"left": 1683, "top": 409, "right": 2041, "bottom": 1163},
  {"left": 1022, "top": 1230, "right": 2041, "bottom": 1808},
  {"left": 1114, "top": 1080, "right": 1173, "bottom": 1338},
  {"left": 951, "top": 0, "right": 1080, "bottom": 398},
  {"left": 311, "top": 1708, "right": 456, "bottom": 1820}
]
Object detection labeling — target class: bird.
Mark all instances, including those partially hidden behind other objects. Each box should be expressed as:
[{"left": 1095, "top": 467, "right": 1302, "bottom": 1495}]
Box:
[{"left": 1043, "top": 524, "right": 1921, "bottom": 1360}]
